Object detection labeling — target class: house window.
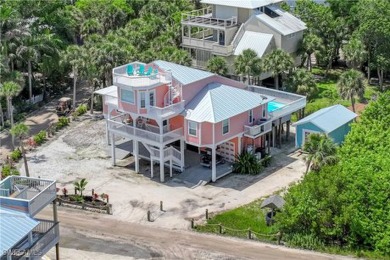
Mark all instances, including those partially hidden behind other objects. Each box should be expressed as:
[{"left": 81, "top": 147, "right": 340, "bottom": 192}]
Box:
[
  {"left": 120, "top": 89, "right": 134, "bottom": 104},
  {"left": 222, "top": 119, "right": 229, "bottom": 135},
  {"left": 188, "top": 121, "right": 197, "bottom": 136},
  {"left": 249, "top": 109, "right": 254, "bottom": 124},
  {"left": 262, "top": 106, "right": 266, "bottom": 118},
  {"left": 140, "top": 92, "right": 146, "bottom": 108},
  {"left": 149, "top": 91, "right": 155, "bottom": 107}
]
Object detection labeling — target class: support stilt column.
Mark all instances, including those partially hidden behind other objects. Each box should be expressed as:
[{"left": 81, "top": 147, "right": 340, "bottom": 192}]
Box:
[
  {"left": 134, "top": 140, "right": 139, "bottom": 173},
  {"left": 272, "top": 126, "right": 276, "bottom": 148},
  {"left": 110, "top": 133, "right": 116, "bottom": 166},
  {"left": 180, "top": 139, "right": 185, "bottom": 172},
  {"left": 267, "top": 132, "right": 271, "bottom": 154},
  {"left": 170, "top": 159, "right": 173, "bottom": 178},
  {"left": 159, "top": 146, "right": 164, "bottom": 182},
  {"left": 53, "top": 201, "right": 60, "bottom": 260},
  {"left": 151, "top": 159, "right": 154, "bottom": 178},
  {"left": 106, "top": 121, "right": 110, "bottom": 145},
  {"left": 286, "top": 120, "right": 290, "bottom": 141},
  {"left": 237, "top": 136, "right": 242, "bottom": 155},
  {"left": 211, "top": 146, "right": 217, "bottom": 182}
]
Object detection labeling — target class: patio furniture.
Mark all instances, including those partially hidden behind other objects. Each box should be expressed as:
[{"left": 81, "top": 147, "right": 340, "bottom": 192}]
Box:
[
  {"left": 126, "top": 65, "right": 134, "bottom": 76},
  {"left": 138, "top": 64, "right": 145, "bottom": 75},
  {"left": 145, "top": 67, "right": 153, "bottom": 76}
]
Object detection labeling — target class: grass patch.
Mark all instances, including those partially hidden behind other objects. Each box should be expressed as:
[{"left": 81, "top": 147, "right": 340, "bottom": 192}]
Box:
[{"left": 196, "top": 199, "right": 279, "bottom": 242}]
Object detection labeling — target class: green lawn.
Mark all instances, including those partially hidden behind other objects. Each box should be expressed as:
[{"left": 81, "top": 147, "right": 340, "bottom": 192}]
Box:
[{"left": 196, "top": 199, "right": 279, "bottom": 242}]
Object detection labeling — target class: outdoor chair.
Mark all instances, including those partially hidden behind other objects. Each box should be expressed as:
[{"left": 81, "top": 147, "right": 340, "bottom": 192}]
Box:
[
  {"left": 126, "top": 65, "right": 134, "bottom": 76},
  {"left": 144, "top": 67, "right": 153, "bottom": 76},
  {"left": 138, "top": 64, "right": 145, "bottom": 75}
]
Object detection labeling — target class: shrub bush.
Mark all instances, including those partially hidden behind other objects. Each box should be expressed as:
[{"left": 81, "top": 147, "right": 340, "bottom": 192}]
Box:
[
  {"left": 233, "top": 151, "right": 263, "bottom": 175},
  {"left": 33, "top": 130, "right": 47, "bottom": 145},
  {"left": 285, "top": 233, "right": 325, "bottom": 251},
  {"left": 1, "top": 164, "right": 20, "bottom": 179},
  {"left": 56, "top": 117, "right": 69, "bottom": 130},
  {"left": 75, "top": 104, "right": 87, "bottom": 116},
  {"left": 10, "top": 148, "right": 22, "bottom": 162}
]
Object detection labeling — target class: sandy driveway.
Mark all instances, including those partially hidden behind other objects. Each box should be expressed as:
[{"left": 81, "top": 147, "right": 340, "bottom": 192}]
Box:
[{"left": 19, "top": 117, "right": 306, "bottom": 230}]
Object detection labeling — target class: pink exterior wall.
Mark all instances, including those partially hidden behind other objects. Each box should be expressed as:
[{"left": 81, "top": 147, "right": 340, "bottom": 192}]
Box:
[
  {"left": 170, "top": 115, "right": 184, "bottom": 131},
  {"left": 185, "top": 120, "right": 201, "bottom": 145},
  {"left": 201, "top": 122, "right": 213, "bottom": 145},
  {"left": 155, "top": 84, "right": 168, "bottom": 107}
]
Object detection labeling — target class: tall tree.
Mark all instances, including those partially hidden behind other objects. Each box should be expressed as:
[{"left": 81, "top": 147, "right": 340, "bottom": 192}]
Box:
[
  {"left": 61, "top": 45, "right": 85, "bottom": 108},
  {"left": 0, "top": 81, "right": 22, "bottom": 128},
  {"left": 343, "top": 36, "right": 367, "bottom": 69},
  {"left": 337, "top": 69, "right": 365, "bottom": 113},
  {"left": 300, "top": 33, "right": 322, "bottom": 71},
  {"left": 303, "top": 133, "right": 338, "bottom": 174},
  {"left": 262, "top": 49, "right": 293, "bottom": 90},
  {"left": 288, "top": 69, "right": 318, "bottom": 100},
  {"left": 207, "top": 56, "right": 228, "bottom": 76},
  {"left": 234, "top": 49, "right": 261, "bottom": 84},
  {"left": 10, "top": 123, "right": 30, "bottom": 177}
]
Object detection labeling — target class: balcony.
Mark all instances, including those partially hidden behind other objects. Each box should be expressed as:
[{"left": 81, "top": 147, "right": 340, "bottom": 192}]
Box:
[
  {"left": 148, "top": 100, "right": 186, "bottom": 119},
  {"left": 182, "top": 7, "right": 238, "bottom": 29},
  {"left": 108, "top": 118, "right": 183, "bottom": 146},
  {"left": 113, "top": 62, "right": 171, "bottom": 89},
  {"left": 182, "top": 37, "right": 234, "bottom": 56},
  {"left": 8, "top": 219, "right": 60, "bottom": 260},
  {"left": 0, "top": 176, "right": 56, "bottom": 217},
  {"left": 244, "top": 119, "right": 273, "bottom": 138}
]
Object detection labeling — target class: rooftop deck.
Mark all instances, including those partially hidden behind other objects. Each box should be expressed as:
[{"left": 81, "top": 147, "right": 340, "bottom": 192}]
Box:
[
  {"left": 0, "top": 176, "right": 57, "bottom": 217},
  {"left": 113, "top": 62, "right": 172, "bottom": 89},
  {"left": 181, "top": 7, "right": 238, "bottom": 29}
]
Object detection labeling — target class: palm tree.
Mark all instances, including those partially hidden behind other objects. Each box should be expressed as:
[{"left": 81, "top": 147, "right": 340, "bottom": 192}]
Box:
[
  {"left": 61, "top": 45, "right": 85, "bottom": 108},
  {"left": 0, "top": 81, "right": 22, "bottom": 128},
  {"left": 343, "top": 37, "right": 367, "bottom": 69},
  {"left": 207, "top": 56, "right": 228, "bottom": 76},
  {"left": 234, "top": 49, "right": 261, "bottom": 84},
  {"left": 288, "top": 69, "right": 318, "bottom": 100},
  {"left": 337, "top": 69, "right": 365, "bottom": 113},
  {"left": 74, "top": 178, "right": 88, "bottom": 196},
  {"left": 10, "top": 123, "right": 30, "bottom": 177},
  {"left": 303, "top": 133, "right": 338, "bottom": 174},
  {"left": 262, "top": 49, "right": 293, "bottom": 90},
  {"left": 300, "top": 33, "right": 322, "bottom": 71}
]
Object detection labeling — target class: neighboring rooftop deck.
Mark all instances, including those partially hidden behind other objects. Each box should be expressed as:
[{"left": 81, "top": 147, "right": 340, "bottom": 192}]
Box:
[
  {"left": 113, "top": 62, "right": 172, "bottom": 89},
  {"left": 0, "top": 176, "right": 57, "bottom": 217},
  {"left": 181, "top": 7, "right": 238, "bottom": 29}
]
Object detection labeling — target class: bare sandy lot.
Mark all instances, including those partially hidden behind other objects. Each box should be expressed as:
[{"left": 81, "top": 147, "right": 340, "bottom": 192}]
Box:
[{"left": 19, "top": 117, "right": 306, "bottom": 230}]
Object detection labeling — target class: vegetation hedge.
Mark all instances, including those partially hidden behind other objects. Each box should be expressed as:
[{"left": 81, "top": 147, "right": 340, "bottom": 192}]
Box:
[{"left": 277, "top": 93, "right": 390, "bottom": 256}]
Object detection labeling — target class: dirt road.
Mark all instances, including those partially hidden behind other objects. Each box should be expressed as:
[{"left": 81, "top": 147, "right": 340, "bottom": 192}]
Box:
[{"left": 40, "top": 208, "right": 353, "bottom": 260}]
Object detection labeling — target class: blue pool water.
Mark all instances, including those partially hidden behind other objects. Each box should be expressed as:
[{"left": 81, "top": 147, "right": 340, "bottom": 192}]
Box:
[{"left": 268, "top": 101, "right": 285, "bottom": 112}]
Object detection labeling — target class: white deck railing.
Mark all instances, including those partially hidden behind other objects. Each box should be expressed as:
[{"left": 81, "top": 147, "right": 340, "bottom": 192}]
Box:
[
  {"left": 182, "top": 7, "right": 238, "bottom": 28},
  {"left": 108, "top": 119, "right": 183, "bottom": 145},
  {"left": 182, "top": 37, "right": 234, "bottom": 55},
  {"left": 269, "top": 98, "right": 307, "bottom": 119},
  {"left": 149, "top": 146, "right": 182, "bottom": 163},
  {"left": 244, "top": 120, "right": 273, "bottom": 138},
  {"left": 0, "top": 176, "right": 57, "bottom": 217},
  {"left": 148, "top": 100, "right": 185, "bottom": 119}
]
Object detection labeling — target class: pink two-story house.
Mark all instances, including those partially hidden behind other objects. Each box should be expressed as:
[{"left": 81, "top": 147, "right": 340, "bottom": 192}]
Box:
[{"left": 95, "top": 60, "right": 306, "bottom": 183}]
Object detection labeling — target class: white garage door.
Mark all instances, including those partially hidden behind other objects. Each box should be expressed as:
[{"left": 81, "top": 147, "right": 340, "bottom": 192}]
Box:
[{"left": 218, "top": 141, "right": 235, "bottom": 162}]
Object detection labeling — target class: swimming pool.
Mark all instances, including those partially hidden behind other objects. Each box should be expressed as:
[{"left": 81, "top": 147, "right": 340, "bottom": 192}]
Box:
[{"left": 268, "top": 101, "right": 285, "bottom": 112}]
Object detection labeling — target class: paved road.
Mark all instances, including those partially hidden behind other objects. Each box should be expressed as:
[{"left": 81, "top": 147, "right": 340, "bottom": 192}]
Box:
[{"left": 39, "top": 208, "right": 353, "bottom": 260}]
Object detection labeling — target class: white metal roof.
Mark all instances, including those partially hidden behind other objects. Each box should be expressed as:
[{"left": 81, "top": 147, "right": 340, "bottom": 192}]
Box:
[
  {"left": 0, "top": 207, "right": 39, "bottom": 254},
  {"left": 256, "top": 7, "right": 306, "bottom": 35},
  {"left": 293, "top": 105, "right": 357, "bottom": 133},
  {"left": 185, "top": 83, "right": 273, "bottom": 123},
  {"left": 94, "top": 85, "right": 118, "bottom": 97},
  {"left": 234, "top": 31, "right": 273, "bottom": 57},
  {"left": 154, "top": 60, "right": 214, "bottom": 85},
  {"left": 201, "top": 0, "right": 283, "bottom": 9}
]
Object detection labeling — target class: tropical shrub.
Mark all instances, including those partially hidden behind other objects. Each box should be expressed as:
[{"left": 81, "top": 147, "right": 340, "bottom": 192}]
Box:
[
  {"left": 33, "top": 130, "right": 47, "bottom": 145},
  {"left": 10, "top": 148, "right": 22, "bottom": 161},
  {"left": 233, "top": 151, "right": 263, "bottom": 175},
  {"left": 1, "top": 164, "right": 20, "bottom": 179},
  {"left": 74, "top": 178, "right": 88, "bottom": 196},
  {"left": 56, "top": 117, "right": 70, "bottom": 130},
  {"left": 75, "top": 104, "right": 87, "bottom": 116}
]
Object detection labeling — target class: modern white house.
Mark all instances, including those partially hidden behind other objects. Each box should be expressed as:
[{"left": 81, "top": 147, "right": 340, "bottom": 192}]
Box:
[
  {"left": 181, "top": 0, "right": 306, "bottom": 77},
  {"left": 0, "top": 176, "right": 59, "bottom": 260}
]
